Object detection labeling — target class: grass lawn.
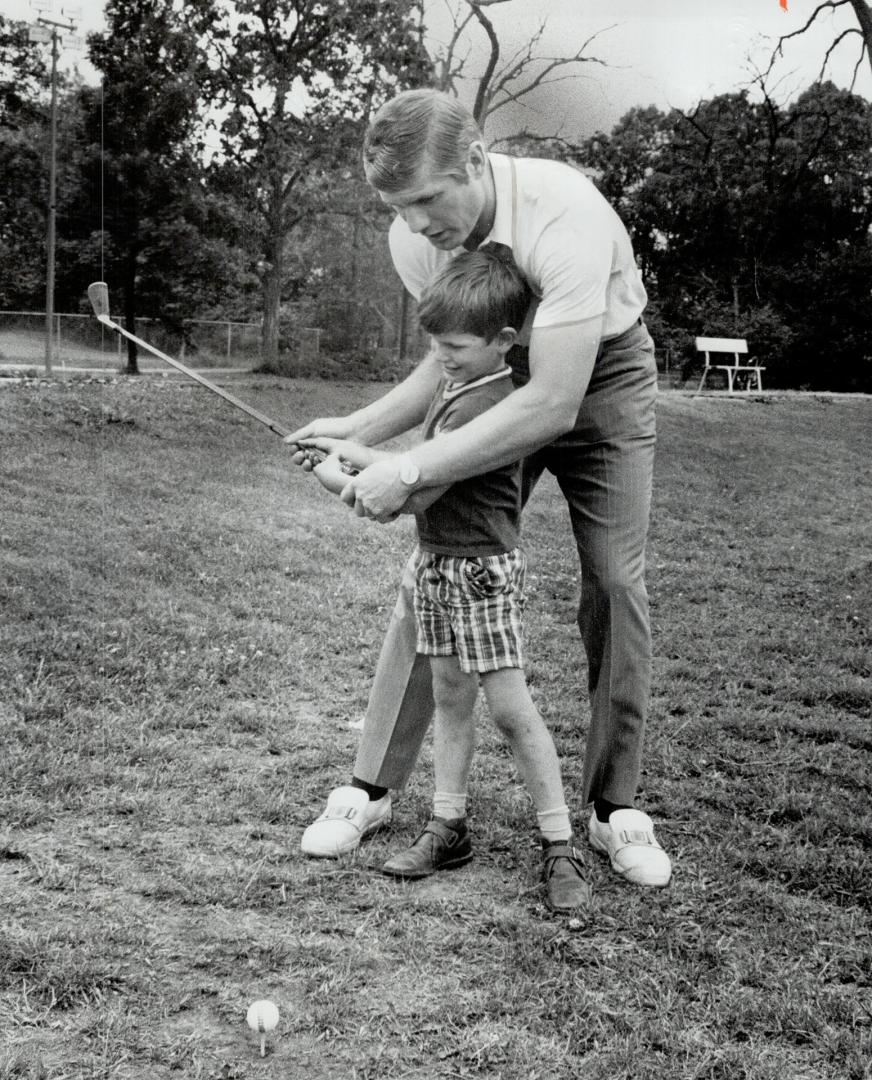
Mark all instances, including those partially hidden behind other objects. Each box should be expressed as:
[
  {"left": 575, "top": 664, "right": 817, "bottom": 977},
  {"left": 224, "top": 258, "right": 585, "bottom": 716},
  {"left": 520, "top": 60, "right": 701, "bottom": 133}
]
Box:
[{"left": 1, "top": 375, "right": 870, "bottom": 1080}]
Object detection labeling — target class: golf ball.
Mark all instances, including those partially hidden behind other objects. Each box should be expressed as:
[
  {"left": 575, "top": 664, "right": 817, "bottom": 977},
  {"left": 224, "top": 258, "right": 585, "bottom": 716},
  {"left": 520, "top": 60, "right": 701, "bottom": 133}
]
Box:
[{"left": 246, "top": 999, "right": 279, "bottom": 1033}]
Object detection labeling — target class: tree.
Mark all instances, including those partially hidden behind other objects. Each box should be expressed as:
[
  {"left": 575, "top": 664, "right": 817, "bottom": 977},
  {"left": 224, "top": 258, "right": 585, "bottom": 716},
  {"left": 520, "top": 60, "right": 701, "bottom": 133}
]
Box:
[
  {"left": 200, "top": 0, "right": 429, "bottom": 367},
  {"left": 86, "top": 0, "right": 214, "bottom": 372},
  {"left": 577, "top": 82, "right": 872, "bottom": 390},
  {"left": 0, "top": 16, "right": 52, "bottom": 308},
  {"left": 0, "top": 14, "right": 49, "bottom": 129}
]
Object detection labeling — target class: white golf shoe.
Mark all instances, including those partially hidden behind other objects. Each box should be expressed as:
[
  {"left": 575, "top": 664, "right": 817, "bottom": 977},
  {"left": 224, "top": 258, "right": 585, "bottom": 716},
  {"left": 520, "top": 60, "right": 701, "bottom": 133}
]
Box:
[
  {"left": 300, "top": 785, "right": 392, "bottom": 858},
  {"left": 588, "top": 807, "right": 672, "bottom": 887}
]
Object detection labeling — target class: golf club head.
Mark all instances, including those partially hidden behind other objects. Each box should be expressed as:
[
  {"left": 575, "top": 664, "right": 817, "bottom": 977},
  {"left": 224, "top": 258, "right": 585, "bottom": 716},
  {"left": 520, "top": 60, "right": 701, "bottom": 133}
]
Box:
[{"left": 87, "top": 281, "right": 111, "bottom": 322}]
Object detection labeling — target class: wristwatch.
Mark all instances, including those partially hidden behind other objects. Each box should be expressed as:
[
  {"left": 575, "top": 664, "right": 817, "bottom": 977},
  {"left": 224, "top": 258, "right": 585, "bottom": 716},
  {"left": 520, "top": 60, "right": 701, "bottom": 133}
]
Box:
[{"left": 397, "top": 454, "right": 420, "bottom": 487}]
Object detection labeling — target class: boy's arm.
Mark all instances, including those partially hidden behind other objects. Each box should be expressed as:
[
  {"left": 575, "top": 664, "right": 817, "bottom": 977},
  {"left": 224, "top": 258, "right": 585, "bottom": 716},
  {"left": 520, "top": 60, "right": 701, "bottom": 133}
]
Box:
[
  {"left": 309, "top": 441, "right": 388, "bottom": 497},
  {"left": 286, "top": 351, "right": 442, "bottom": 448}
]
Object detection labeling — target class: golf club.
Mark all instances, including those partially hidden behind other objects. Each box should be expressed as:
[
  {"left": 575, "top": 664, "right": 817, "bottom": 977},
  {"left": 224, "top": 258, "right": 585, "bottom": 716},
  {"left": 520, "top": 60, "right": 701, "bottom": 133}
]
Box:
[
  {"left": 87, "top": 281, "right": 293, "bottom": 439},
  {"left": 86, "top": 282, "right": 358, "bottom": 478}
]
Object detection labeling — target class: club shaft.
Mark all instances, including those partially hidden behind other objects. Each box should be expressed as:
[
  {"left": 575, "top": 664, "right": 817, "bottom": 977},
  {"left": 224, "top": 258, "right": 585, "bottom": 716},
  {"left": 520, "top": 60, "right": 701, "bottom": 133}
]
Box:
[{"left": 98, "top": 314, "right": 290, "bottom": 438}]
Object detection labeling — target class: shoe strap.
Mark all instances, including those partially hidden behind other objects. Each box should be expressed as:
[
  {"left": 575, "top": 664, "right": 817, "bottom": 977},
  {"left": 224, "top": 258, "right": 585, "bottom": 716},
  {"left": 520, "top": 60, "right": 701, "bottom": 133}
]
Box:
[
  {"left": 617, "top": 829, "right": 659, "bottom": 849},
  {"left": 421, "top": 819, "right": 464, "bottom": 846},
  {"left": 543, "top": 845, "right": 586, "bottom": 879},
  {"left": 320, "top": 805, "right": 363, "bottom": 823}
]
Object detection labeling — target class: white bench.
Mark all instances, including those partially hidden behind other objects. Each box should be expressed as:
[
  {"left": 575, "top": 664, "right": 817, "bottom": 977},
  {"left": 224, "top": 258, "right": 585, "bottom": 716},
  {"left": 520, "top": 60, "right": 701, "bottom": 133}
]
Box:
[{"left": 694, "top": 336, "right": 765, "bottom": 393}]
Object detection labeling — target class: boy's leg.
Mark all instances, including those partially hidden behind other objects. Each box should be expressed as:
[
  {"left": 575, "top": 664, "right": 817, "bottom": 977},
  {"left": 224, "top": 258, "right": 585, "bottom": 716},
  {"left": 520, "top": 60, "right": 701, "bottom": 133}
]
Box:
[
  {"left": 430, "top": 657, "right": 478, "bottom": 808},
  {"left": 382, "top": 657, "right": 476, "bottom": 879},
  {"left": 479, "top": 668, "right": 566, "bottom": 816},
  {"left": 479, "top": 667, "right": 589, "bottom": 910}
]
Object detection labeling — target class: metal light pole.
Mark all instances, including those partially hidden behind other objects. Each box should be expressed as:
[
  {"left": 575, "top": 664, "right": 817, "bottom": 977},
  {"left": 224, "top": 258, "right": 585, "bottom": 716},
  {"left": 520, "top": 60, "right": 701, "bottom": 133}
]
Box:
[{"left": 28, "top": 4, "right": 79, "bottom": 375}]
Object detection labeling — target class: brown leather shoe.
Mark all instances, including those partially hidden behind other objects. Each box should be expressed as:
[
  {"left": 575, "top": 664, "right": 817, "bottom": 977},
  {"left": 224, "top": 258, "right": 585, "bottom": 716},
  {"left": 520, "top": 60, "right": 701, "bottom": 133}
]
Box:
[
  {"left": 382, "top": 817, "right": 473, "bottom": 880},
  {"left": 542, "top": 839, "right": 591, "bottom": 911}
]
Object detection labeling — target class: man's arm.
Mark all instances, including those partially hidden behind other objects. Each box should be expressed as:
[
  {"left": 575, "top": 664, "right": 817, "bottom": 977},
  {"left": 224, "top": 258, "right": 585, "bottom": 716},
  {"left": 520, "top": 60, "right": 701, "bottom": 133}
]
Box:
[
  {"left": 342, "top": 319, "right": 602, "bottom": 519},
  {"left": 308, "top": 439, "right": 451, "bottom": 512}
]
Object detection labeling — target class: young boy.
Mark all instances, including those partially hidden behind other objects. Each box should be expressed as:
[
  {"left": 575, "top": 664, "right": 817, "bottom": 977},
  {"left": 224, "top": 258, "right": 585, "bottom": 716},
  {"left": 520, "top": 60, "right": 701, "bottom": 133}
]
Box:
[{"left": 304, "top": 246, "right": 588, "bottom": 911}]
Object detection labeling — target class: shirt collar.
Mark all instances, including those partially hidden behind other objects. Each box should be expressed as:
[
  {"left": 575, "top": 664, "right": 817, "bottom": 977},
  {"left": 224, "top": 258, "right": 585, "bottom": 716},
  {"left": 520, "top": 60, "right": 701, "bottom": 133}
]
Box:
[
  {"left": 483, "top": 153, "right": 513, "bottom": 248},
  {"left": 442, "top": 365, "right": 512, "bottom": 400}
]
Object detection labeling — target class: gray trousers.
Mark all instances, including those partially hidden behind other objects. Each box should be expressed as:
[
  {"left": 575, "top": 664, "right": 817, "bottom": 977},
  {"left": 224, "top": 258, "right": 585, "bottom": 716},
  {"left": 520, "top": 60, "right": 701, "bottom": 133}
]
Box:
[{"left": 353, "top": 320, "right": 657, "bottom": 807}]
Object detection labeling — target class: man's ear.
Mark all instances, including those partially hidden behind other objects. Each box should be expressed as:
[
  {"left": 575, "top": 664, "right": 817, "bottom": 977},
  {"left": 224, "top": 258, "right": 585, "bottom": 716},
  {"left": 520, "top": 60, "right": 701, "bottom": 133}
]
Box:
[
  {"left": 495, "top": 327, "right": 517, "bottom": 354},
  {"left": 467, "top": 141, "right": 489, "bottom": 179}
]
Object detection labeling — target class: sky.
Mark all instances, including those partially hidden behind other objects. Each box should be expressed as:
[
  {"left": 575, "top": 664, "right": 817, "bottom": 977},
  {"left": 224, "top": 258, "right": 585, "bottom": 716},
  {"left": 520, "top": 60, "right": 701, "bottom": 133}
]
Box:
[{"left": 2, "top": 0, "right": 870, "bottom": 141}]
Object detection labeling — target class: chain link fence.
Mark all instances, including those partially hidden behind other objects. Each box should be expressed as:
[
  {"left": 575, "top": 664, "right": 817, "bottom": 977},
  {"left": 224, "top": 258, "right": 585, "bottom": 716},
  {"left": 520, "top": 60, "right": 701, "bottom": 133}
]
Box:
[
  {"left": 0, "top": 311, "right": 261, "bottom": 371},
  {"left": 0, "top": 301, "right": 430, "bottom": 378}
]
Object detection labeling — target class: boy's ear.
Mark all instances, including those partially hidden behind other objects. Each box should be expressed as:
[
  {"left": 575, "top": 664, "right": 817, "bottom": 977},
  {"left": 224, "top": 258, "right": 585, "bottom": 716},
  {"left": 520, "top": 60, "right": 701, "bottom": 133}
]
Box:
[{"left": 494, "top": 327, "right": 517, "bottom": 353}]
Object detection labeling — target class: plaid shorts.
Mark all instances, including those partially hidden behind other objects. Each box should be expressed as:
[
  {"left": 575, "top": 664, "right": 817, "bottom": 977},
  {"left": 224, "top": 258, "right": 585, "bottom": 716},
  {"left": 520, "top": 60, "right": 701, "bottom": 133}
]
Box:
[{"left": 412, "top": 545, "right": 527, "bottom": 674}]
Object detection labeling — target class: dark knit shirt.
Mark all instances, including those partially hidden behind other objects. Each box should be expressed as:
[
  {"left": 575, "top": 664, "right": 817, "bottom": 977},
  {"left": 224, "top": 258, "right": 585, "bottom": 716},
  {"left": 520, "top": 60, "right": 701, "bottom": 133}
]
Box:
[{"left": 414, "top": 368, "right": 521, "bottom": 557}]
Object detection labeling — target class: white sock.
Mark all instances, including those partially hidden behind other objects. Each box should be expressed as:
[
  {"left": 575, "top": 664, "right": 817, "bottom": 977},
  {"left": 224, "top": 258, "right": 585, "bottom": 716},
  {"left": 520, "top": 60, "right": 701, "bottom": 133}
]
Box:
[
  {"left": 433, "top": 791, "right": 468, "bottom": 821},
  {"left": 537, "top": 804, "right": 572, "bottom": 844}
]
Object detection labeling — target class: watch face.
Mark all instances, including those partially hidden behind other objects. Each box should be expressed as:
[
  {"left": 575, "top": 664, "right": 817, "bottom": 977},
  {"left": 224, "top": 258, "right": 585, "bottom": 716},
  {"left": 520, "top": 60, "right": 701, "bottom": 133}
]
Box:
[{"left": 399, "top": 457, "right": 420, "bottom": 485}]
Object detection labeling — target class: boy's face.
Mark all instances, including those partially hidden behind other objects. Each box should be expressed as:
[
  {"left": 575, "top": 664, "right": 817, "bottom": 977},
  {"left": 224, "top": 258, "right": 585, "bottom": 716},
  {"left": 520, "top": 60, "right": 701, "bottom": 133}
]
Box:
[
  {"left": 431, "top": 329, "right": 513, "bottom": 384},
  {"left": 376, "top": 144, "right": 489, "bottom": 250}
]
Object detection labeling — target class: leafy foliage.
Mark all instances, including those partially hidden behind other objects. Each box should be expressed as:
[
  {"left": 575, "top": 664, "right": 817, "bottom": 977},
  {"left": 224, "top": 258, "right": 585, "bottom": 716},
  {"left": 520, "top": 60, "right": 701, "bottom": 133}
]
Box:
[
  {"left": 0, "top": 4, "right": 869, "bottom": 388},
  {"left": 0, "top": 14, "right": 49, "bottom": 130},
  {"left": 82, "top": 0, "right": 218, "bottom": 369},
  {"left": 200, "top": 0, "right": 430, "bottom": 364},
  {"left": 577, "top": 83, "right": 872, "bottom": 390},
  {"left": 0, "top": 16, "right": 51, "bottom": 309}
]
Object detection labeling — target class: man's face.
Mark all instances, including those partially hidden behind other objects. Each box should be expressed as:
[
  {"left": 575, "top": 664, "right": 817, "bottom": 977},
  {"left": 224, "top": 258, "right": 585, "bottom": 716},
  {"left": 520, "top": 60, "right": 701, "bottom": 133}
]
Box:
[
  {"left": 430, "top": 331, "right": 510, "bottom": 384},
  {"left": 377, "top": 150, "right": 488, "bottom": 250}
]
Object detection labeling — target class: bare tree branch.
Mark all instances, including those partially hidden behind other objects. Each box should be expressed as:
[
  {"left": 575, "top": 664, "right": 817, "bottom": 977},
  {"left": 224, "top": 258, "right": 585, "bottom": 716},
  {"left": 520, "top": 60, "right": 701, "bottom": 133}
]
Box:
[
  {"left": 489, "top": 128, "right": 588, "bottom": 156},
  {"left": 767, "top": 0, "right": 872, "bottom": 83},
  {"left": 429, "top": 0, "right": 613, "bottom": 139},
  {"left": 431, "top": 1, "right": 476, "bottom": 90},
  {"left": 487, "top": 25, "right": 613, "bottom": 122},
  {"left": 818, "top": 26, "right": 864, "bottom": 86},
  {"left": 469, "top": 2, "right": 499, "bottom": 123}
]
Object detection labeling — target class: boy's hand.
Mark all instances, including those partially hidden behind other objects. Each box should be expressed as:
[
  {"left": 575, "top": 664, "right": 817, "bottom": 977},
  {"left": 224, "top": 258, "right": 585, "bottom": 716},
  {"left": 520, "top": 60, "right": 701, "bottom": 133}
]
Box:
[
  {"left": 285, "top": 418, "right": 357, "bottom": 470},
  {"left": 300, "top": 437, "right": 381, "bottom": 473},
  {"left": 311, "top": 453, "right": 358, "bottom": 496}
]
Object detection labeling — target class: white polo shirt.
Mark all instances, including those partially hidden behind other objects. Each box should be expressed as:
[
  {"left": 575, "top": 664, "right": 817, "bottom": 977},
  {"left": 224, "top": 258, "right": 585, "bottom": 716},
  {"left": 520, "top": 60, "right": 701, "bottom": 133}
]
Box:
[{"left": 388, "top": 153, "right": 647, "bottom": 343}]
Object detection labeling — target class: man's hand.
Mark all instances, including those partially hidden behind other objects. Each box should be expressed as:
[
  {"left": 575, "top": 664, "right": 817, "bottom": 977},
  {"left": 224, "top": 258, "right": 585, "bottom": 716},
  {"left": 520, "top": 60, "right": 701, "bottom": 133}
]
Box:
[{"left": 340, "top": 457, "right": 410, "bottom": 522}]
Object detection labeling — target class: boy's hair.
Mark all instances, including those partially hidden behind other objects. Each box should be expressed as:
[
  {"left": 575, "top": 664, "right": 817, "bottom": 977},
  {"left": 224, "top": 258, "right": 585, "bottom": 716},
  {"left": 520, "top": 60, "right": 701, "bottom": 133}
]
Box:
[
  {"left": 417, "top": 246, "right": 531, "bottom": 342},
  {"left": 363, "top": 89, "right": 484, "bottom": 193}
]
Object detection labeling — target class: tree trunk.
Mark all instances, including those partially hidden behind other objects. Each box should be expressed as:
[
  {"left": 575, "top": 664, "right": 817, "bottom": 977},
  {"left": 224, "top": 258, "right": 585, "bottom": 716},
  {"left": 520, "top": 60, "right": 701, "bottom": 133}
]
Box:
[
  {"left": 123, "top": 251, "right": 139, "bottom": 375},
  {"left": 261, "top": 266, "right": 281, "bottom": 368},
  {"left": 260, "top": 187, "right": 285, "bottom": 368}
]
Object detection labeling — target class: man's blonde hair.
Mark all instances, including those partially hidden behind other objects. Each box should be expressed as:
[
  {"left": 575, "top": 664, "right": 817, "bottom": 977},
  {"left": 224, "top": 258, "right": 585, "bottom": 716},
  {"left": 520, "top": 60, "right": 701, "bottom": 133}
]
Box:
[
  {"left": 363, "top": 89, "right": 484, "bottom": 193},
  {"left": 417, "top": 246, "right": 531, "bottom": 342}
]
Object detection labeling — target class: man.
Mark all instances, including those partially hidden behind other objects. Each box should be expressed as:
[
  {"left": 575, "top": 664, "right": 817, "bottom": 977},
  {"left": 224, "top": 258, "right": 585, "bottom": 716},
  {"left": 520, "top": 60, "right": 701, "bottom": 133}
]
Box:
[{"left": 288, "top": 88, "right": 671, "bottom": 889}]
